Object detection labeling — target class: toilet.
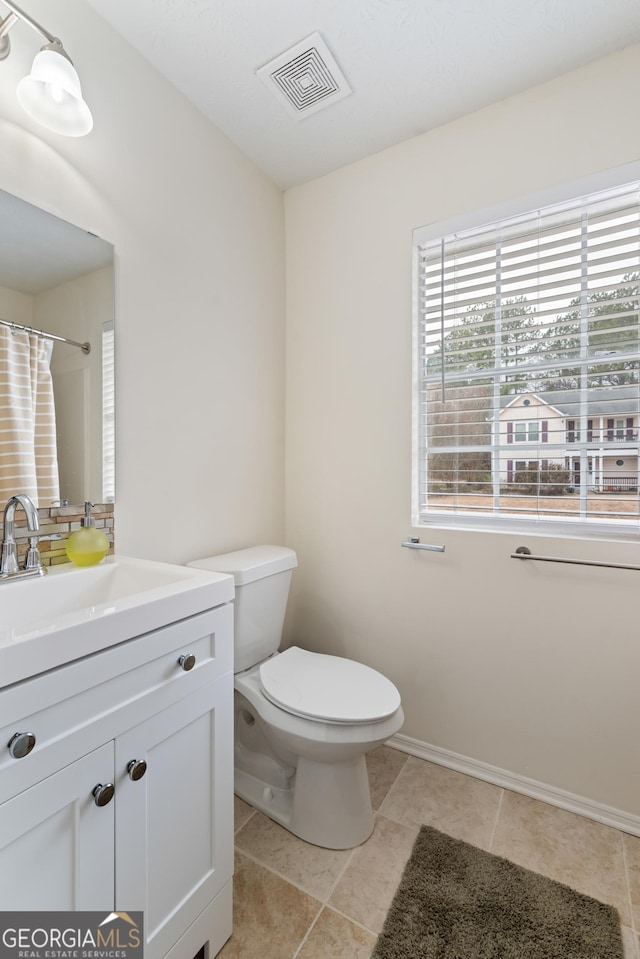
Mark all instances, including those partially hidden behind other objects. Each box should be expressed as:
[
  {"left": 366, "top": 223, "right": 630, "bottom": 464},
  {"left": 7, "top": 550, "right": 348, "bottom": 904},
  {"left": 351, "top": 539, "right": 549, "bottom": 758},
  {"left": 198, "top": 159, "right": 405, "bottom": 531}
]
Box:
[{"left": 188, "top": 546, "right": 404, "bottom": 849}]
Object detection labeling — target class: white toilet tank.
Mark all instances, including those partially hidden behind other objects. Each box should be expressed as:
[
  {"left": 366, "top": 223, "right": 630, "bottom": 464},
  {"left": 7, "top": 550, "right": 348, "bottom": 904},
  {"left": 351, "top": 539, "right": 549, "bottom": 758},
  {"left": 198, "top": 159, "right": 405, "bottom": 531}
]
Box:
[{"left": 188, "top": 546, "right": 298, "bottom": 672}]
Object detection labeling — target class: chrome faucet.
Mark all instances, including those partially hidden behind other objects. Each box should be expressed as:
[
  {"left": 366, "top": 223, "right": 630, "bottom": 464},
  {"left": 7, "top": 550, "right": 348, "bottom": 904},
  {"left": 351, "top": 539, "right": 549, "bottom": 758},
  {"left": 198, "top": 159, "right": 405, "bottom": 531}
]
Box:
[{"left": 0, "top": 493, "right": 45, "bottom": 579}]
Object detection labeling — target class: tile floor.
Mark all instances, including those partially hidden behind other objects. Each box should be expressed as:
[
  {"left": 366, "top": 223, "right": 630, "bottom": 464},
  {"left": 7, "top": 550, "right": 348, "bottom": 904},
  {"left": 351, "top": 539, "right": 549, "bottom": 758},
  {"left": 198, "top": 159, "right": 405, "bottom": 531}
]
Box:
[{"left": 219, "top": 746, "right": 640, "bottom": 959}]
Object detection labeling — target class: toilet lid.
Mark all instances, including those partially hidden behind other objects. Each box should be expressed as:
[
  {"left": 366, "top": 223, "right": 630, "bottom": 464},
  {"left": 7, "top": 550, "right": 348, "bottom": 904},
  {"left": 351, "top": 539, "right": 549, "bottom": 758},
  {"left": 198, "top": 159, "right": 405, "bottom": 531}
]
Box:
[{"left": 259, "top": 647, "right": 401, "bottom": 724}]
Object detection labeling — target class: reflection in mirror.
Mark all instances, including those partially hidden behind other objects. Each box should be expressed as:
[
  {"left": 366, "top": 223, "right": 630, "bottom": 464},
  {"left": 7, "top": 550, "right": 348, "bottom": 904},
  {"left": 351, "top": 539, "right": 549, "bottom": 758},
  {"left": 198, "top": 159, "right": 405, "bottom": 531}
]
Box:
[{"left": 0, "top": 190, "right": 114, "bottom": 507}]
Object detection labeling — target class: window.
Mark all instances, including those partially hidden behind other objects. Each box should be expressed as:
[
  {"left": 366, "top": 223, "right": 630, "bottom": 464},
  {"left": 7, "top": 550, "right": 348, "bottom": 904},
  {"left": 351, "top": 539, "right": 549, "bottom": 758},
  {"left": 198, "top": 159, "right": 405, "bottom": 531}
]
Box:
[
  {"left": 413, "top": 168, "right": 640, "bottom": 534},
  {"left": 514, "top": 421, "right": 539, "bottom": 442},
  {"left": 566, "top": 420, "right": 580, "bottom": 443},
  {"left": 102, "top": 320, "right": 115, "bottom": 503}
]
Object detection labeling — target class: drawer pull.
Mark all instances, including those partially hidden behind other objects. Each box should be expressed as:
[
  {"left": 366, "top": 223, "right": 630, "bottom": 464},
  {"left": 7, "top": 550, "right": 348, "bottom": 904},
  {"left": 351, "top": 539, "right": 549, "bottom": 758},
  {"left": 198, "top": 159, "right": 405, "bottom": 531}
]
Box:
[
  {"left": 127, "top": 759, "right": 147, "bottom": 782},
  {"left": 8, "top": 731, "right": 36, "bottom": 759},
  {"left": 92, "top": 783, "right": 115, "bottom": 807},
  {"left": 178, "top": 653, "right": 196, "bottom": 672}
]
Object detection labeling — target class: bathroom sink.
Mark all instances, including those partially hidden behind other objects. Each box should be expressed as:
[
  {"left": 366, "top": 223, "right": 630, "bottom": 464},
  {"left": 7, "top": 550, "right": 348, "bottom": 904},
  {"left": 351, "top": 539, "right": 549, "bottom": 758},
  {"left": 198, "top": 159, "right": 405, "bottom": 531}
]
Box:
[{"left": 0, "top": 556, "right": 234, "bottom": 689}]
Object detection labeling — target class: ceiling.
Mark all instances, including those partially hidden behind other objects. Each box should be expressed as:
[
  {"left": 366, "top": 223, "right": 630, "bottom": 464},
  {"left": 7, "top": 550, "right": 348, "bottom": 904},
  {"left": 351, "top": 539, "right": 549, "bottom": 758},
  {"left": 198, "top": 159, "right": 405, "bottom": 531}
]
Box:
[
  {"left": 83, "top": 0, "right": 640, "bottom": 190},
  {"left": 0, "top": 190, "right": 113, "bottom": 295}
]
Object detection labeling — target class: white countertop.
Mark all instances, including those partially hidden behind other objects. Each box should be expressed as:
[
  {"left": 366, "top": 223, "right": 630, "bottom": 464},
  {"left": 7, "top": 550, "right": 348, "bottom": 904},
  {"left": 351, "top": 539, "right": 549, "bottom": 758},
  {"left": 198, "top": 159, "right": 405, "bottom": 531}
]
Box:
[{"left": 0, "top": 555, "right": 235, "bottom": 689}]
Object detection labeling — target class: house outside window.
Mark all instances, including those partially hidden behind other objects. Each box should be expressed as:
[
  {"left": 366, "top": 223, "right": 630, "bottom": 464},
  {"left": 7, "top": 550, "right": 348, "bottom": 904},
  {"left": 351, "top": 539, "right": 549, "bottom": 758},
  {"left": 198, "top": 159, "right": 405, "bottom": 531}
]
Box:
[{"left": 413, "top": 166, "right": 640, "bottom": 534}]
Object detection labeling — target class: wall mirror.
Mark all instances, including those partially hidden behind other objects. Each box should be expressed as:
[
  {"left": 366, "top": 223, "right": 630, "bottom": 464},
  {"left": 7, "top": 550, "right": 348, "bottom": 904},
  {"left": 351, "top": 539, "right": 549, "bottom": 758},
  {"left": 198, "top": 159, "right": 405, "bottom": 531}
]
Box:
[{"left": 0, "top": 189, "right": 114, "bottom": 507}]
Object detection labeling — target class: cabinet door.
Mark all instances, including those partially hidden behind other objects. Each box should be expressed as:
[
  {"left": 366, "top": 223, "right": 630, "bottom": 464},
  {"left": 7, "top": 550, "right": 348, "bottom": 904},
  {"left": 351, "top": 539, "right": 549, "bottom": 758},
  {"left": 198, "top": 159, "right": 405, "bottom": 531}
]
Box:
[
  {"left": 115, "top": 675, "right": 233, "bottom": 959},
  {"left": 0, "top": 742, "right": 115, "bottom": 910}
]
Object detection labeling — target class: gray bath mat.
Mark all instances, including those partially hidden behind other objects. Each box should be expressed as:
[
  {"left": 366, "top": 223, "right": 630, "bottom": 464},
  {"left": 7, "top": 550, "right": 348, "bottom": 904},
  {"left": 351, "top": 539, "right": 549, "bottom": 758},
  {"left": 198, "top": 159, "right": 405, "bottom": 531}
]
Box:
[{"left": 372, "top": 825, "right": 624, "bottom": 959}]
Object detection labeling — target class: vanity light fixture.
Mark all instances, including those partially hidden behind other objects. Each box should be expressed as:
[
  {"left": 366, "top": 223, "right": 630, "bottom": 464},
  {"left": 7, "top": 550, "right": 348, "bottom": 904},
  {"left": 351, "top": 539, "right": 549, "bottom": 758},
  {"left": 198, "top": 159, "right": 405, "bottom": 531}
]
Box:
[{"left": 0, "top": 0, "right": 92, "bottom": 136}]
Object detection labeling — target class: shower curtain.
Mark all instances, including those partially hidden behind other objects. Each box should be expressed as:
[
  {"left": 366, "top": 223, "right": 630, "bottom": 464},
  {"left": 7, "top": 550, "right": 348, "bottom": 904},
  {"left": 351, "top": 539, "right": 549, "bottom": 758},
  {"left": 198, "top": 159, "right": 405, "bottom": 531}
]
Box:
[{"left": 0, "top": 326, "right": 60, "bottom": 507}]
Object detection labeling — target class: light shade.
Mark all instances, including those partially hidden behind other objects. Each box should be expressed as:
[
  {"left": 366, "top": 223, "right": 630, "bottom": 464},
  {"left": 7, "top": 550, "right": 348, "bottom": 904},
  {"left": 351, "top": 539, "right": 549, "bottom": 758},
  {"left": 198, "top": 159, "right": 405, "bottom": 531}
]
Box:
[{"left": 16, "top": 45, "right": 92, "bottom": 137}]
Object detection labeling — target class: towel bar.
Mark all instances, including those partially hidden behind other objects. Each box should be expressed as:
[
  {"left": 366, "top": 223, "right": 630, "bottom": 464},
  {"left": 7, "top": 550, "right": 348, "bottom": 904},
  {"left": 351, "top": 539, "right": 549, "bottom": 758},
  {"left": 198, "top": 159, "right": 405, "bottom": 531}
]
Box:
[
  {"left": 401, "top": 537, "right": 445, "bottom": 553},
  {"left": 511, "top": 545, "right": 640, "bottom": 571}
]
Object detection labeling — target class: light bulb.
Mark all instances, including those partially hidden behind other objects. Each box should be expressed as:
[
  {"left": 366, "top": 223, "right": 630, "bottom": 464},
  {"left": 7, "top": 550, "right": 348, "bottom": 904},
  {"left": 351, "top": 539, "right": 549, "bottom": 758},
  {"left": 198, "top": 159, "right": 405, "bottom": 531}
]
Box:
[
  {"left": 17, "top": 44, "right": 93, "bottom": 137},
  {"left": 45, "top": 81, "right": 66, "bottom": 105}
]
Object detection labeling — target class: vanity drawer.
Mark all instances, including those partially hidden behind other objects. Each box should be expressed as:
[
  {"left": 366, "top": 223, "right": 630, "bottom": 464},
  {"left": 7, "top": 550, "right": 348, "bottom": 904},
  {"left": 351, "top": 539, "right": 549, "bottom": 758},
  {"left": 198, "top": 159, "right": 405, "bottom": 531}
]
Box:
[{"left": 0, "top": 604, "right": 233, "bottom": 801}]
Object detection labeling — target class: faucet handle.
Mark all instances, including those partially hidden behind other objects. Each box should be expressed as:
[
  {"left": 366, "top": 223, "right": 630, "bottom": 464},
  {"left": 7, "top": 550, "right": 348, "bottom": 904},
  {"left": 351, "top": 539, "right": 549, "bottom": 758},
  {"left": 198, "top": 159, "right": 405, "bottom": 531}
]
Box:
[{"left": 25, "top": 536, "right": 46, "bottom": 575}]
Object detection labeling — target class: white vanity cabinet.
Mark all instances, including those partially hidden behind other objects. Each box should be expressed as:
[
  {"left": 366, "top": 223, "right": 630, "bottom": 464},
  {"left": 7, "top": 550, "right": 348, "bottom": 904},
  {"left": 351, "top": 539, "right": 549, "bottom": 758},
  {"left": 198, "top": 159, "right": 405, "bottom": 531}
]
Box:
[
  {"left": 0, "top": 602, "right": 234, "bottom": 959},
  {"left": 0, "top": 741, "right": 116, "bottom": 908}
]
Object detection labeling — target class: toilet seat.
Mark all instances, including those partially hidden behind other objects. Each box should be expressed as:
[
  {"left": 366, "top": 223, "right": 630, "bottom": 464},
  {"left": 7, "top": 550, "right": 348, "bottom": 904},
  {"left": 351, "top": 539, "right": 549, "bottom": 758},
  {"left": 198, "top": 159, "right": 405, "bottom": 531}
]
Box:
[{"left": 259, "top": 646, "right": 401, "bottom": 724}]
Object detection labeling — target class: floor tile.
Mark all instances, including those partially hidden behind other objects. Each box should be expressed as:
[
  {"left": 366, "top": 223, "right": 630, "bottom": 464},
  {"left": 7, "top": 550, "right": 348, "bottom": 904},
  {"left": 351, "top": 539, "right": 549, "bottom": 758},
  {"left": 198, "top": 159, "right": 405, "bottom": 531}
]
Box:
[
  {"left": 491, "top": 791, "right": 631, "bottom": 926},
  {"left": 624, "top": 833, "right": 640, "bottom": 931},
  {"left": 235, "top": 811, "right": 352, "bottom": 900},
  {"left": 234, "top": 795, "right": 254, "bottom": 833},
  {"left": 218, "top": 852, "right": 321, "bottom": 959},
  {"left": 295, "top": 908, "right": 377, "bottom": 959},
  {"left": 328, "top": 814, "right": 419, "bottom": 934},
  {"left": 366, "top": 745, "right": 408, "bottom": 811},
  {"left": 378, "top": 756, "right": 502, "bottom": 849},
  {"left": 229, "top": 754, "right": 638, "bottom": 958},
  {"left": 621, "top": 925, "right": 639, "bottom": 959}
]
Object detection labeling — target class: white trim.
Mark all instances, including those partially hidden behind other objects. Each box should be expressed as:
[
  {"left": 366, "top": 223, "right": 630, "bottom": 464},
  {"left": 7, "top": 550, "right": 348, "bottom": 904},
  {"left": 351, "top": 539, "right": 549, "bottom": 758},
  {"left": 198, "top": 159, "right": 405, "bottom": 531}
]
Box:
[
  {"left": 413, "top": 160, "right": 640, "bottom": 247},
  {"left": 388, "top": 733, "right": 640, "bottom": 838},
  {"left": 411, "top": 242, "right": 422, "bottom": 525}
]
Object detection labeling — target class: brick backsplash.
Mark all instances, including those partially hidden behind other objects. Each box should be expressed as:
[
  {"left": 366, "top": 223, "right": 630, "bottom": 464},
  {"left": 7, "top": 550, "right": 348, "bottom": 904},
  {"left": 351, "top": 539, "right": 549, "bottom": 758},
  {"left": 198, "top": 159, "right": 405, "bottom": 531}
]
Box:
[{"left": 0, "top": 503, "right": 114, "bottom": 568}]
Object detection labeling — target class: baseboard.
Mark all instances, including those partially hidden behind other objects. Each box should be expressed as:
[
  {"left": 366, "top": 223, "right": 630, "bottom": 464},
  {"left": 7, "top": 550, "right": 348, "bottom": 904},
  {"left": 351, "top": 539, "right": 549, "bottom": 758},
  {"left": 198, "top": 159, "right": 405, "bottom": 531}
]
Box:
[{"left": 388, "top": 733, "right": 640, "bottom": 838}]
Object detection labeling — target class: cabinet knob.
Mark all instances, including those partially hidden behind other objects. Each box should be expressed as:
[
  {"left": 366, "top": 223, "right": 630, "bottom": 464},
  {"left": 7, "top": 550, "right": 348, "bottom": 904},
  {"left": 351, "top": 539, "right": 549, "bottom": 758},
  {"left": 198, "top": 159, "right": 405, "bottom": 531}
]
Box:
[
  {"left": 92, "top": 783, "right": 115, "bottom": 807},
  {"left": 127, "top": 759, "right": 147, "bottom": 781},
  {"left": 7, "top": 731, "right": 36, "bottom": 759},
  {"left": 178, "top": 653, "right": 196, "bottom": 671}
]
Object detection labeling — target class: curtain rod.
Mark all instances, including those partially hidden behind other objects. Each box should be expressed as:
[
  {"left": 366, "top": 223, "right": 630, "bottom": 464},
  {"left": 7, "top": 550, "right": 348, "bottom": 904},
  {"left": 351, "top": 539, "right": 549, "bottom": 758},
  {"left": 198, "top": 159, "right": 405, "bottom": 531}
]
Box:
[{"left": 0, "top": 318, "right": 90, "bottom": 354}]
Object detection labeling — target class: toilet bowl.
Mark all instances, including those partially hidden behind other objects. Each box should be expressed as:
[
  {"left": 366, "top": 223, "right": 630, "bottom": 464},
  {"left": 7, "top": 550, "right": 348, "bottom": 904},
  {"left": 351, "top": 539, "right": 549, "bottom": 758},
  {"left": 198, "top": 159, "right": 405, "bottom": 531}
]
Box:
[
  {"left": 188, "top": 546, "right": 404, "bottom": 849},
  {"left": 235, "top": 646, "right": 404, "bottom": 848}
]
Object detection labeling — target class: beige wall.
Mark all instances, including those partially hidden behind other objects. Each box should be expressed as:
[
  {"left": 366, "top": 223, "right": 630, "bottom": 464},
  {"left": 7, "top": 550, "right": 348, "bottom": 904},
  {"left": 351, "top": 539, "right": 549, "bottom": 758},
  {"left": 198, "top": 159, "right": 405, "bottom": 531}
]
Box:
[
  {"left": 0, "top": 284, "right": 32, "bottom": 324},
  {"left": 285, "top": 45, "right": 640, "bottom": 819},
  {"left": 0, "top": 0, "right": 286, "bottom": 563},
  {"left": 39, "top": 265, "right": 113, "bottom": 503}
]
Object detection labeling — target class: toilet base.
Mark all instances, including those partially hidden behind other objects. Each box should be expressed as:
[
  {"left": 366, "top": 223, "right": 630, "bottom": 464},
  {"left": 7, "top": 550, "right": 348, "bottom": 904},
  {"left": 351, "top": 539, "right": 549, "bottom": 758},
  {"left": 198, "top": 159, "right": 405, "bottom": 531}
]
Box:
[{"left": 235, "top": 753, "right": 374, "bottom": 849}]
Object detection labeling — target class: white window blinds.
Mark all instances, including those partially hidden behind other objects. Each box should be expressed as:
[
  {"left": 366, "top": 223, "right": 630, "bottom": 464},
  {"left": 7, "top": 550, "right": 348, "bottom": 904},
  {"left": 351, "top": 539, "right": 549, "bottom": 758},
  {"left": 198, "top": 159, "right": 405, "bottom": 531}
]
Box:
[
  {"left": 102, "top": 320, "right": 115, "bottom": 503},
  {"left": 415, "top": 180, "right": 640, "bottom": 531}
]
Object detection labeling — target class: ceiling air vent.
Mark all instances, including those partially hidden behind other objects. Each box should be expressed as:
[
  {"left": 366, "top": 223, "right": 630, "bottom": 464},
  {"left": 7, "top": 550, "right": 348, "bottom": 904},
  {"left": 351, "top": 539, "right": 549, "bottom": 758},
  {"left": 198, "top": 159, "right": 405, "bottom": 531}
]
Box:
[{"left": 257, "top": 32, "right": 352, "bottom": 121}]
